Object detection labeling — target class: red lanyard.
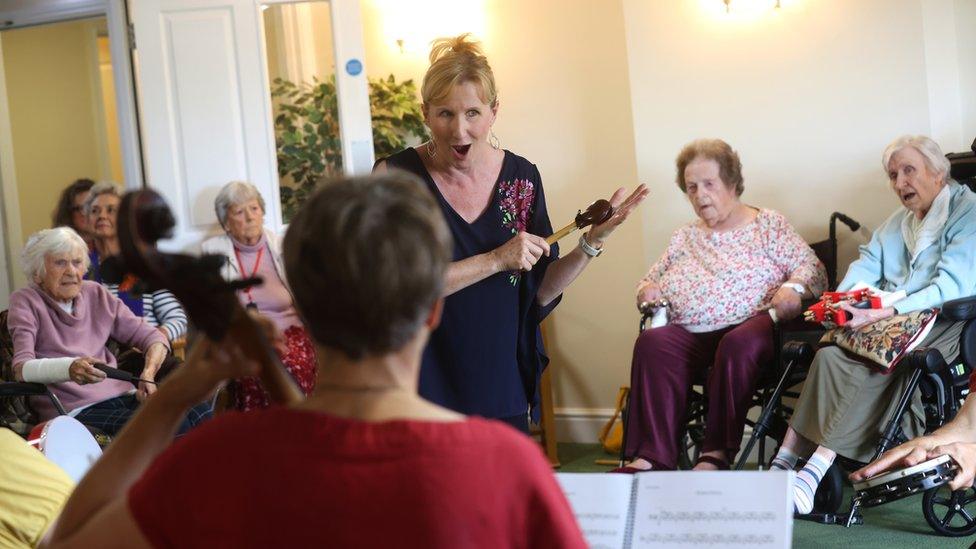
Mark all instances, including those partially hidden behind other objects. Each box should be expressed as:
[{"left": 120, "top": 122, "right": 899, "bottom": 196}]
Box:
[{"left": 233, "top": 245, "right": 264, "bottom": 306}]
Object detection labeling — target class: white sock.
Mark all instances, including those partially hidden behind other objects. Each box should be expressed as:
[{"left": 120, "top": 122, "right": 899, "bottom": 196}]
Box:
[
  {"left": 770, "top": 447, "right": 799, "bottom": 471},
  {"left": 793, "top": 451, "right": 834, "bottom": 514}
]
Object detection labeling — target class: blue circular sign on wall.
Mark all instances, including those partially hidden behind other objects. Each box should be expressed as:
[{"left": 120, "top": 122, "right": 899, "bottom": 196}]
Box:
[{"left": 345, "top": 59, "right": 363, "bottom": 76}]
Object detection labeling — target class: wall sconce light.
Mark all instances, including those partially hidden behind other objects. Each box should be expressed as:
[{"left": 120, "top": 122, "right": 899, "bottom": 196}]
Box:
[{"left": 722, "top": 0, "right": 781, "bottom": 13}]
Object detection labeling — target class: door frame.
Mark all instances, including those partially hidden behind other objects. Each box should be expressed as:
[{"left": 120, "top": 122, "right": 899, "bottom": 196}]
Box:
[{"left": 0, "top": 0, "right": 143, "bottom": 301}]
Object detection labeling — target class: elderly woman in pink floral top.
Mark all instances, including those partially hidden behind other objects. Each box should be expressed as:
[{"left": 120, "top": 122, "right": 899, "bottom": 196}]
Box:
[{"left": 615, "top": 139, "right": 826, "bottom": 473}]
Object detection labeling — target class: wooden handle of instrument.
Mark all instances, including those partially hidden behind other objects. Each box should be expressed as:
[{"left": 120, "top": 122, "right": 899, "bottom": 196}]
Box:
[{"left": 546, "top": 222, "right": 579, "bottom": 245}]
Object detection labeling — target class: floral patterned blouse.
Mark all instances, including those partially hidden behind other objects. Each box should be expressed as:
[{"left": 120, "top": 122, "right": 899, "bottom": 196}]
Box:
[{"left": 639, "top": 209, "right": 826, "bottom": 332}]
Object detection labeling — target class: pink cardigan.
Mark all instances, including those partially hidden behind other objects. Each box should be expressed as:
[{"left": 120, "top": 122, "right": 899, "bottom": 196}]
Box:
[{"left": 8, "top": 281, "right": 168, "bottom": 420}]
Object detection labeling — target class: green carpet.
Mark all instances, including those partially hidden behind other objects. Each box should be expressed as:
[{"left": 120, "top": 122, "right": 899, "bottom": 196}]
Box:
[{"left": 556, "top": 443, "right": 972, "bottom": 548}]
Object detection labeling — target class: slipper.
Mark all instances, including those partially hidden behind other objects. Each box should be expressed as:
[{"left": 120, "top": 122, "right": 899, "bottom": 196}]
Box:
[
  {"left": 608, "top": 465, "right": 651, "bottom": 474},
  {"left": 695, "top": 455, "right": 730, "bottom": 470}
]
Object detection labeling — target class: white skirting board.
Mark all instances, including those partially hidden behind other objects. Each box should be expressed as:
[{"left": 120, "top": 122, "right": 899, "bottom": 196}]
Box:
[{"left": 552, "top": 408, "right": 778, "bottom": 466}]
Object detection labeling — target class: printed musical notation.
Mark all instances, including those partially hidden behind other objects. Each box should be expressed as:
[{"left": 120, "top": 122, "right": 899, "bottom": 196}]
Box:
[
  {"left": 637, "top": 533, "right": 777, "bottom": 546},
  {"left": 558, "top": 471, "right": 794, "bottom": 549},
  {"left": 642, "top": 509, "right": 778, "bottom": 525}
]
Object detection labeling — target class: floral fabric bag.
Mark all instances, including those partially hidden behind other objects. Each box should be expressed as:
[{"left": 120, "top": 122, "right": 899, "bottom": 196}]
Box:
[{"left": 819, "top": 308, "right": 938, "bottom": 373}]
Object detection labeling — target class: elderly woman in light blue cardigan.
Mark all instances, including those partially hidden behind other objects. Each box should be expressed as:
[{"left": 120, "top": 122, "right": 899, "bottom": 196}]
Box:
[{"left": 767, "top": 135, "right": 976, "bottom": 514}]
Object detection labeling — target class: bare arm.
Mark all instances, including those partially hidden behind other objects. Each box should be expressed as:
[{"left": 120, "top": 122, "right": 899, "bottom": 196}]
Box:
[
  {"left": 852, "top": 394, "right": 976, "bottom": 487},
  {"left": 537, "top": 185, "right": 648, "bottom": 306},
  {"left": 43, "top": 339, "right": 256, "bottom": 548},
  {"left": 444, "top": 232, "right": 551, "bottom": 297}
]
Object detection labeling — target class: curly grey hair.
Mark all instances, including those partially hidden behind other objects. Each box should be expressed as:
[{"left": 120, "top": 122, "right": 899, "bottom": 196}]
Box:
[
  {"left": 214, "top": 181, "right": 266, "bottom": 228},
  {"left": 21, "top": 227, "right": 90, "bottom": 281},
  {"left": 881, "top": 135, "right": 951, "bottom": 184},
  {"left": 84, "top": 182, "right": 122, "bottom": 216}
]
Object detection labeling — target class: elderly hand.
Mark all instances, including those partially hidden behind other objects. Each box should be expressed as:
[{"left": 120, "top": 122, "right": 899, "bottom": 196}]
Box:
[
  {"left": 490, "top": 231, "right": 550, "bottom": 272},
  {"left": 929, "top": 443, "right": 976, "bottom": 490},
  {"left": 838, "top": 303, "right": 895, "bottom": 330},
  {"left": 636, "top": 281, "right": 663, "bottom": 308},
  {"left": 586, "top": 185, "right": 649, "bottom": 247},
  {"left": 69, "top": 357, "right": 107, "bottom": 385},
  {"left": 136, "top": 379, "right": 157, "bottom": 402},
  {"left": 771, "top": 286, "right": 803, "bottom": 322}
]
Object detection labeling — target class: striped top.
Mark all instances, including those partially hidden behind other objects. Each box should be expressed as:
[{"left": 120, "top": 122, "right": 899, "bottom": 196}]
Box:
[{"left": 103, "top": 285, "right": 188, "bottom": 342}]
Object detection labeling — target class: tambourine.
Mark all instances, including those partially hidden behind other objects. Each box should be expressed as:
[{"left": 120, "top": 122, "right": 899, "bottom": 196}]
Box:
[
  {"left": 27, "top": 416, "right": 103, "bottom": 483},
  {"left": 852, "top": 454, "right": 957, "bottom": 508}
]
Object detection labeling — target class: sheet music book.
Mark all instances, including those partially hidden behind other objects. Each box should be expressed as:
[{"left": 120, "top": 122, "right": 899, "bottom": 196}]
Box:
[{"left": 556, "top": 471, "right": 794, "bottom": 549}]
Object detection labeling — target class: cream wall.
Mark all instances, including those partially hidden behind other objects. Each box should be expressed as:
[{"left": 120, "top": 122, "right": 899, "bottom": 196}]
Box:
[
  {"left": 359, "top": 0, "right": 643, "bottom": 429},
  {"left": 2, "top": 19, "right": 107, "bottom": 252},
  {"left": 957, "top": 0, "right": 976, "bottom": 141},
  {"left": 357, "top": 0, "right": 974, "bottom": 438}
]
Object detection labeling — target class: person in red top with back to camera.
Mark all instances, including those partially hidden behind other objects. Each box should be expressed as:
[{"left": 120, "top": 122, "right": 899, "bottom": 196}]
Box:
[{"left": 40, "top": 172, "right": 585, "bottom": 549}]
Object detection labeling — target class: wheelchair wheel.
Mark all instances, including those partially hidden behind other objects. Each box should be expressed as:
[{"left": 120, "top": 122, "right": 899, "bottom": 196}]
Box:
[
  {"left": 812, "top": 463, "right": 844, "bottom": 514},
  {"left": 922, "top": 484, "right": 976, "bottom": 537}
]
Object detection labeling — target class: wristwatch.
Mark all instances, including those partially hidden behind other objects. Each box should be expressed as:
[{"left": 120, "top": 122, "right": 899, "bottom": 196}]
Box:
[{"left": 782, "top": 282, "right": 806, "bottom": 296}]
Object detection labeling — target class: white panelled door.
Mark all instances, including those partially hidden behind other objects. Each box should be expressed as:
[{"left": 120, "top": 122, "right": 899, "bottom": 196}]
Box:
[{"left": 128, "top": 0, "right": 371, "bottom": 250}]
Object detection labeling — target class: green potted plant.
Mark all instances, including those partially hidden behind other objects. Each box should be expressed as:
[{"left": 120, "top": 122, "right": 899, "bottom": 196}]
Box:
[{"left": 271, "top": 74, "right": 429, "bottom": 221}]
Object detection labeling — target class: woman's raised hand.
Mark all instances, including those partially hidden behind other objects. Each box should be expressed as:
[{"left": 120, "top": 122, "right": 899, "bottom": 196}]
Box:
[
  {"left": 587, "top": 184, "right": 649, "bottom": 246},
  {"left": 490, "top": 231, "right": 551, "bottom": 272}
]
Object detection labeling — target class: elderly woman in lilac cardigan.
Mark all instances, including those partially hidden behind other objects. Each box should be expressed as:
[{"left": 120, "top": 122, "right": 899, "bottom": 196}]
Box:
[{"left": 8, "top": 227, "right": 211, "bottom": 436}]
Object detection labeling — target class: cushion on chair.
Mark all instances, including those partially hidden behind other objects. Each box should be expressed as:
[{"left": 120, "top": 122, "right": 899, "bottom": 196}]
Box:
[{"left": 943, "top": 296, "right": 976, "bottom": 322}]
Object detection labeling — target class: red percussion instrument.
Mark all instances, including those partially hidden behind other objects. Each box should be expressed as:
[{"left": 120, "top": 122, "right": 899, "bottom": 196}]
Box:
[{"left": 27, "top": 416, "right": 102, "bottom": 483}]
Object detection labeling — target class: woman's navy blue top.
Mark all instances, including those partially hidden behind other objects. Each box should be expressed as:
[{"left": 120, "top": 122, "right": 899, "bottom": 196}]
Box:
[{"left": 382, "top": 148, "right": 561, "bottom": 420}]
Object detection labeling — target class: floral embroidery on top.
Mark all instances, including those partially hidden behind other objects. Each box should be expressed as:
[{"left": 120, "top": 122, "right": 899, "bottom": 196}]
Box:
[{"left": 498, "top": 178, "right": 536, "bottom": 286}]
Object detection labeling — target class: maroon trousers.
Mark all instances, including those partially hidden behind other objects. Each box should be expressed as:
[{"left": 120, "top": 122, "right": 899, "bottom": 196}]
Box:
[{"left": 623, "top": 314, "right": 774, "bottom": 469}]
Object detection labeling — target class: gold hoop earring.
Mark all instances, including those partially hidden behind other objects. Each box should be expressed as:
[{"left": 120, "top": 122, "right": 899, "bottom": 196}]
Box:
[
  {"left": 489, "top": 130, "right": 500, "bottom": 150},
  {"left": 426, "top": 138, "right": 437, "bottom": 158}
]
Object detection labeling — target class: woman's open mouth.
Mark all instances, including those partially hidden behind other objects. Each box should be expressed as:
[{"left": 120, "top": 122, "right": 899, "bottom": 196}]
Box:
[
  {"left": 451, "top": 144, "right": 472, "bottom": 158},
  {"left": 902, "top": 191, "right": 917, "bottom": 202}
]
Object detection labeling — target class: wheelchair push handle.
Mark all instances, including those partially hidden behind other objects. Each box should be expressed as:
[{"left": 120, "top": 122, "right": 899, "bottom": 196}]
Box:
[{"left": 831, "top": 212, "right": 861, "bottom": 232}]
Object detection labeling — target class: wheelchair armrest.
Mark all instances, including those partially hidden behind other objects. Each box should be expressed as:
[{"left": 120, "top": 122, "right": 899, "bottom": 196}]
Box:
[
  {"left": 782, "top": 341, "right": 815, "bottom": 364},
  {"left": 901, "top": 347, "right": 949, "bottom": 375},
  {"left": 941, "top": 295, "right": 976, "bottom": 321},
  {"left": 0, "top": 381, "right": 49, "bottom": 397}
]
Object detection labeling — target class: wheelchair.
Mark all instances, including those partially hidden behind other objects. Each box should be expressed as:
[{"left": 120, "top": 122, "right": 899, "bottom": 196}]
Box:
[
  {"left": 737, "top": 142, "right": 976, "bottom": 535},
  {"left": 619, "top": 211, "right": 860, "bottom": 511},
  {"left": 0, "top": 309, "right": 115, "bottom": 446}
]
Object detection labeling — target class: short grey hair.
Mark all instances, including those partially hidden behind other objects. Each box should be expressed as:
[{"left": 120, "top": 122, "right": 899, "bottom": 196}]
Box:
[
  {"left": 21, "top": 227, "right": 90, "bottom": 281},
  {"left": 214, "top": 181, "right": 266, "bottom": 228},
  {"left": 84, "top": 182, "right": 122, "bottom": 216},
  {"left": 881, "top": 135, "right": 951, "bottom": 184}
]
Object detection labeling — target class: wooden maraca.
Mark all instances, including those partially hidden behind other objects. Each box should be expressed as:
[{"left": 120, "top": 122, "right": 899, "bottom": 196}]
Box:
[{"left": 546, "top": 199, "right": 614, "bottom": 245}]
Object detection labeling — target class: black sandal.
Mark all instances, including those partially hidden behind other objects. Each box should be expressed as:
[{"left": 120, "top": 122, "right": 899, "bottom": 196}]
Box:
[{"left": 695, "top": 455, "right": 730, "bottom": 470}]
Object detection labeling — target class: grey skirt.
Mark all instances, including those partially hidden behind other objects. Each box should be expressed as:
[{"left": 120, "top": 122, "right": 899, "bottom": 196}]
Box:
[{"left": 789, "top": 318, "right": 964, "bottom": 463}]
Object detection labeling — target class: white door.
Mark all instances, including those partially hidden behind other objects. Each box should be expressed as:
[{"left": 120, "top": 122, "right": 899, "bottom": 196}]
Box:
[{"left": 128, "top": 0, "right": 372, "bottom": 250}]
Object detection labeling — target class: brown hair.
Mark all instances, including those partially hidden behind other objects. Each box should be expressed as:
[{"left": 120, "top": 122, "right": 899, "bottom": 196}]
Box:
[
  {"left": 675, "top": 139, "right": 744, "bottom": 196},
  {"left": 52, "top": 178, "right": 95, "bottom": 229},
  {"left": 421, "top": 33, "right": 498, "bottom": 108},
  {"left": 283, "top": 172, "right": 452, "bottom": 359}
]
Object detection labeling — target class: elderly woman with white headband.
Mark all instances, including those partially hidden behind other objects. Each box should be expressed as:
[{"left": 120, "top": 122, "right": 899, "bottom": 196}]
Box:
[
  {"left": 201, "top": 181, "right": 316, "bottom": 410},
  {"left": 767, "top": 135, "right": 976, "bottom": 514},
  {"left": 7, "top": 227, "right": 211, "bottom": 436}
]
